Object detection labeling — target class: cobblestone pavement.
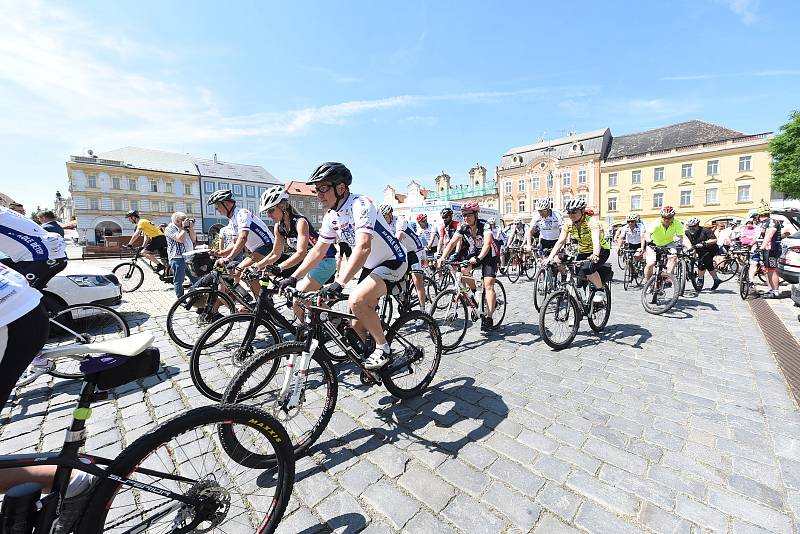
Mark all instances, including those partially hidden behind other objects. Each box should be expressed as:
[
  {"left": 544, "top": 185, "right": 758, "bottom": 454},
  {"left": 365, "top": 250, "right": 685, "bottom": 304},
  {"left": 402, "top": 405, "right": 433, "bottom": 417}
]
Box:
[{"left": 3, "top": 253, "right": 800, "bottom": 533}]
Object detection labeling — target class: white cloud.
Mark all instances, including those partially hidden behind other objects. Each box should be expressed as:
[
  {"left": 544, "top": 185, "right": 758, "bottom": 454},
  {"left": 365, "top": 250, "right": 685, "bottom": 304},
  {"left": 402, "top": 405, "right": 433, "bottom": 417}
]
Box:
[
  {"left": 718, "top": 0, "right": 759, "bottom": 25},
  {"left": 661, "top": 69, "right": 800, "bottom": 81}
]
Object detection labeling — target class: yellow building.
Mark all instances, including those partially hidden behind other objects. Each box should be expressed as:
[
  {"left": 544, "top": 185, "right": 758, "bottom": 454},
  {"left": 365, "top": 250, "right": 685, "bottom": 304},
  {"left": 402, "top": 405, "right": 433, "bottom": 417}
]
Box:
[{"left": 601, "top": 120, "right": 773, "bottom": 228}]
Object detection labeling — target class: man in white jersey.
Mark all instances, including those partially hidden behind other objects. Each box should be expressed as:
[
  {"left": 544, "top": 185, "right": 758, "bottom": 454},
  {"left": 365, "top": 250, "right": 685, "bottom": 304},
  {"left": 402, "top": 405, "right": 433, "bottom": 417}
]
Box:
[
  {"left": 525, "top": 198, "right": 563, "bottom": 254},
  {"left": 0, "top": 206, "right": 67, "bottom": 289},
  {"left": 415, "top": 213, "right": 437, "bottom": 259},
  {"left": 616, "top": 214, "right": 646, "bottom": 256},
  {"left": 380, "top": 205, "right": 426, "bottom": 313},
  {"left": 279, "top": 163, "right": 407, "bottom": 370}
]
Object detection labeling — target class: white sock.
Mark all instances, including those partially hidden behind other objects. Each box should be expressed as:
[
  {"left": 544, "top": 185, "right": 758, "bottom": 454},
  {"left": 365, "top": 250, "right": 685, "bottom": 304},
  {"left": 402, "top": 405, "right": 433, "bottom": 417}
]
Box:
[{"left": 65, "top": 471, "right": 95, "bottom": 498}]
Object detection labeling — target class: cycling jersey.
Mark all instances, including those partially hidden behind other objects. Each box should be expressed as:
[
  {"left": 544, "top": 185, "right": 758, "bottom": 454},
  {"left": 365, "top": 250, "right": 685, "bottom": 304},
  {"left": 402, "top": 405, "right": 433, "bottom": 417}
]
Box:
[
  {"left": 0, "top": 263, "right": 41, "bottom": 327},
  {"left": 565, "top": 215, "right": 610, "bottom": 254},
  {"left": 0, "top": 207, "right": 66, "bottom": 262},
  {"left": 416, "top": 223, "right": 436, "bottom": 248},
  {"left": 620, "top": 222, "right": 646, "bottom": 245},
  {"left": 490, "top": 226, "right": 504, "bottom": 243},
  {"left": 531, "top": 210, "right": 564, "bottom": 241},
  {"left": 760, "top": 218, "right": 782, "bottom": 249},
  {"left": 318, "top": 194, "right": 406, "bottom": 270},
  {"left": 685, "top": 227, "right": 719, "bottom": 256},
  {"left": 136, "top": 219, "right": 164, "bottom": 239},
  {"left": 648, "top": 220, "right": 684, "bottom": 247},
  {"left": 507, "top": 225, "right": 528, "bottom": 247},
  {"left": 390, "top": 217, "right": 424, "bottom": 254},
  {"left": 277, "top": 214, "right": 335, "bottom": 259},
  {"left": 457, "top": 220, "right": 499, "bottom": 258},
  {"left": 227, "top": 206, "right": 274, "bottom": 253},
  {"left": 438, "top": 221, "right": 461, "bottom": 248},
  {"left": 739, "top": 225, "right": 760, "bottom": 245}
]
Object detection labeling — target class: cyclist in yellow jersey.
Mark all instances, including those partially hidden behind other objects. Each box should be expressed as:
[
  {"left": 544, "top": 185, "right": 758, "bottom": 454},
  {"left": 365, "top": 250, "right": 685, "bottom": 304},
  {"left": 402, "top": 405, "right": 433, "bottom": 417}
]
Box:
[
  {"left": 126, "top": 210, "right": 168, "bottom": 270},
  {"left": 640, "top": 206, "right": 690, "bottom": 281},
  {"left": 545, "top": 198, "right": 610, "bottom": 304}
]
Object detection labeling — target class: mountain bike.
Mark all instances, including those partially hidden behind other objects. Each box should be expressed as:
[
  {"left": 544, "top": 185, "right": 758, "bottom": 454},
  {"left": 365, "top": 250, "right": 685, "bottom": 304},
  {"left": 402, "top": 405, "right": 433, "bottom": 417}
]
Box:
[
  {"left": 428, "top": 261, "right": 507, "bottom": 350},
  {"left": 740, "top": 251, "right": 767, "bottom": 300},
  {"left": 379, "top": 266, "right": 439, "bottom": 324},
  {"left": 505, "top": 246, "right": 527, "bottom": 283},
  {"left": 641, "top": 243, "right": 681, "bottom": 314},
  {"left": 538, "top": 257, "right": 612, "bottom": 350},
  {"left": 621, "top": 247, "right": 645, "bottom": 291},
  {"left": 0, "top": 335, "right": 294, "bottom": 533},
  {"left": 220, "top": 285, "right": 442, "bottom": 460},
  {"left": 676, "top": 248, "right": 704, "bottom": 294},
  {"left": 111, "top": 246, "right": 171, "bottom": 293}
]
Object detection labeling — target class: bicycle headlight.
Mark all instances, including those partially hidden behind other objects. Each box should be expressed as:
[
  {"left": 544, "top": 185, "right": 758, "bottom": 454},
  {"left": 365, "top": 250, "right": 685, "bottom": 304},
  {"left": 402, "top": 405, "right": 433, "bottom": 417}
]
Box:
[{"left": 68, "top": 275, "right": 113, "bottom": 287}]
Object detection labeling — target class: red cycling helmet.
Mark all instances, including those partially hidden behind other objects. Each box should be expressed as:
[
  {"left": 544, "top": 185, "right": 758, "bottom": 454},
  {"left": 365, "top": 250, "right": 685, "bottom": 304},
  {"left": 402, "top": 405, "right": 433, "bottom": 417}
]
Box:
[
  {"left": 660, "top": 206, "right": 676, "bottom": 217},
  {"left": 416, "top": 213, "right": 427, "bottom": 222},
  {"left": 461, "top": 201, "right": 480, "bottom": 213}
]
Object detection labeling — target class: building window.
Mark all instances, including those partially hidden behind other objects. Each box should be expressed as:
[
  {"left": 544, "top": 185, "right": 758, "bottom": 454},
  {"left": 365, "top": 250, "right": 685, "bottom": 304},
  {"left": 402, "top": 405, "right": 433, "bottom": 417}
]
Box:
[
  {"left": 150, "top": 179, "right": 158, "bottom": 193},
  {"left": 206, "top": 203, "right": 215, "bottom": 215},
  {"left": 739, "top": 155, "right": 752, "bottom": 172},
  {"left": 518, "top": 179, "right": 525, "bottom": 192},
  {"left": 87, "top": 175, "right": 97, "bottom": 188},
  {"left": 546, "top": 173, "right": 554, "bottom": 190},
  {"left": 562, "top": 172, "right": 571, "bottom": 186},
  {"left": 608, "top": 173, "right": 618, "bottom": 186},
  {"left": 165, "top": 182, "right": 173, "bottom": 193},
  {"left": 130, "top": 200, "right": 138, "bottom": 211},
  {"left": 607, "top": 197, "right": 617, "bottom": 212},
  {"left": 186, "top": 202, "right": 193, "bottom": 214},
  {"left": 246, "top": 185, "right": 256, "bottom": 197},
  {"left": 233, "top": 184, "right": 243, "bottom": 196},
  {"left": 705, "top": 188, "right": 719, "bottom": 205},
  {"left": 297, "top": 200, "right": 304, "bottom": 209},
  {"left": 578, "top": 193, "right": 587, "bottom": 204},
  {"left": 518, "top": 199, "right": 525, "bottom": 212},
  {"left": 681, "top": 164, "right": 693, "bottom": 178},
  {"left": 653, "top": 192, "right": 664, "bottom": 208},
  {"left": 259, "top": 187, "right": 267, "bottom": 197},
  {"left": 112, "top": 177, "right": 120, "bottom": 190},
  {"left": 631, "top": 170, "right": 641, "bottom": 184},
  {"left": 89, "top": 198, "right": 99, "bottom": 210},
  {"left": 128, "top": 178, "right": 137, "bottom": 191},
  {"left": 184, "top": 183, "right": 192, "bottom": 195},
  {"left": 218, "top": 182, "right": 230, "bottom": 191},
  {"left": 631, "top": 195, "right": 641, "bottom": 210},
  {"left": 562, "top": 194, "right": 571, "bottom": 207},
  {"left": 113, "top": 199, "right": 122, "bottom": 211},
  {"left": 204, "top": 181, "right": 215, "bottom": 193},
  {"left": 165, "top": 201, "right": 174, "bottom": 212},
  {"left": 654, "top": 167, "right": 664, "bottom": 182},
  {"left": 738, "top": 184, "right": 752, "bottom": 202},
  {"left": 505, "top": 201, "right": 512, "bottom": 214},
  {"left": 578, "top": 169, "right": 587, "bottom": 185},
  {"left": 504, "top": 181, "right": 511, "bottom": 194},
  {"left": 707, "top": 160, "right": 719, "bottom": 175},
  {"left": 680, "top": 190, "right": 692, "bottom": 206},
  {"left": 532, "top": 177, "right": 540, "bottom": 190}
]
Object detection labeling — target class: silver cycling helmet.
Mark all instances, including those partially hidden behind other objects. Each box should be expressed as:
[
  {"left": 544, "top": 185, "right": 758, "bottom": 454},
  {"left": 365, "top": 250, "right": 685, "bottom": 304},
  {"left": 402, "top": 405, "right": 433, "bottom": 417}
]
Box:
[{"left": 259, "top": 185, "right": 289, "bottom": 213}]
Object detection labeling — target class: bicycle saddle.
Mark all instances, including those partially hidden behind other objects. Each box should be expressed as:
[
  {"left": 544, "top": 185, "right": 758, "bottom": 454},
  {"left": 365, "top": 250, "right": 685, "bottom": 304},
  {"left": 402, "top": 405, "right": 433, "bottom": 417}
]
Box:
[{"left": 83, "top": 332, "right": 155, "bottom": 357}]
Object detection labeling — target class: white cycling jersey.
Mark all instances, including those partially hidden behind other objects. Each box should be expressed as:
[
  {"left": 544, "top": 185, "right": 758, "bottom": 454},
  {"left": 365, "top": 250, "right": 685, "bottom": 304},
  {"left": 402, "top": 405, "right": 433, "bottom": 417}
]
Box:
[
  {"left": 417, "top": 223, "right": 436, "bottom": 248},
  {"left": 0, "top": 207, "right": 66, "bottom": 263},
  {"left": 620, "top": 222, "right": 646, "bottom": 245},
  {"left": 506, "top": 224, "right": 528, "bottom": 246},
  {"left": 390, "top": 217, "right": 424, "bottom": 254},
  {"left": 318, "top": 194, "right": 406, "bottom": 269},
  {"left": 226, "top": 206, "right": 274, "bottom": 252},
  {"left": 0, "top": 263, "right": 41, "bottom": 328},
  {"left": 531, "top": 210, "right": 564, "bottom": 241}
]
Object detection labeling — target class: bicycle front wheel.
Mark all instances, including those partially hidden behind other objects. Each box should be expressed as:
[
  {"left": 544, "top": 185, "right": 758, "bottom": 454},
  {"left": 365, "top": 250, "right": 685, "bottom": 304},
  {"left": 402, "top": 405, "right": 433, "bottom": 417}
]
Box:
[
  {"left": 506, "top": 255, "right": 521, "bottom": 283},
  {"left": 383, "top": 310, "right": 442, "bottom": 399},
  {"left": 166, "top": 289, "right": 237, "bottom": 349},
  {"left": 739, "top": 266, "right": 751, "bottom": 300},
  {"left": 539, "top": 290, "right": 580, "bottom": 350},
  {"left": 112, "top": 262, "right": 144, "bottom": 293},
  {"left": 48, "top": 304, "right": 130, "bottom": 379},
  {"left": 525, "top": 258, "right": 538, "bottom": 281},
  {"left": 532, "top": 267, "right": 553, "bottom": 312},
  {"left": 429, "top": 289, "right": 469, "bottom": 351},
  {"left": 482, "top": 279, "right": 507, "bottom": 328},
  {"left": 641, "top": 273, "right": 679, "bottom": 314},
  {"left": 222, "top": 342, "right": 337, "bottom": 459},
  {"left": 587, "top": 283, "right": 612, "bottom": 332},
  {"left": 716, "top": 257, "right": 738, "bottom": 282},
  {"left": 80, "top": 404, "right": 294, "bottom": 534}
]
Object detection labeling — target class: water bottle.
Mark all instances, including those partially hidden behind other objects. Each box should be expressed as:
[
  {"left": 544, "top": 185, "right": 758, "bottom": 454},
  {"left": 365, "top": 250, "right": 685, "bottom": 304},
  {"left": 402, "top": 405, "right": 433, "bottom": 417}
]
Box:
[{"left": 1, "top": 482, "right": 41, "bottom": 534}]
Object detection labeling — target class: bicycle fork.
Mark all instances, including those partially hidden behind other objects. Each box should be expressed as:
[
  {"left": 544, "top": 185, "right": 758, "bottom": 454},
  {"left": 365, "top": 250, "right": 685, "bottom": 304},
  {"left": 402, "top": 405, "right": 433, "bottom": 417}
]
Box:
[{"left": 279, "top": 339, "right": 318, "bottom": 411}]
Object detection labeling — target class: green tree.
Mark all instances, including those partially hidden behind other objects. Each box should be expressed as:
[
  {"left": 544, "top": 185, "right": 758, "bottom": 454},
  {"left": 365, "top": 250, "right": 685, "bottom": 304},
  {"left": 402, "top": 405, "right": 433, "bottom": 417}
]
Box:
[{"left": 770, "top": 110, "right": 800, "bottom": 199}]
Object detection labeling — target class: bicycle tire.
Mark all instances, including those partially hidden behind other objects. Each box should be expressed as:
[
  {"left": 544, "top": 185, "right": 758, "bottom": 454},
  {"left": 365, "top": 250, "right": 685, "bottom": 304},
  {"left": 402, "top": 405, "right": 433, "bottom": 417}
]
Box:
[
  {"left": 423, "top": 275, "right": 439, "bottom": 303},
  {"left": 623, "top": 258, "right": 632, "bottom": 291},
  {"left": 676, "top": 259, "right": 687, "bottom": 297},
  {"left": 533, "top": 267, "right": 553, "bottom": 312},
  {"left": 641, "top": 273, "right": 679, "bottom": 314},
  {"left": 432, "top": 268, "right": 454, "bottom": 292},
  {"left": 482, "top": 279, "right": 507, "bottom": 328},
  {"left": 221, "top": 342, "right": 337, "bottom": 459},
  {"left": 525, "top": 258, "right": 538, "bottom": 281},
  {"left": 318, "top": 295, "right": 352, "bottom": 363},
  {"left": 79, "top": 404, "right": 294, "bottom": 534},
  {"left": 48, "top": 304, "right": 130, "bottom": 379},
  {"left": 429, "top": 289, "right": 469, "bottom": 351},
  {"left": 111, "top": 262, "right": 144, "bottom": 293},
  {"left": 617, "top": 250, "right": 626, "bottom": 269},
  {"left": 506, "top": 255, "right": 521, "bottom": 283},
  {"left": 190, "top": 313, "right": 281, "bottom": 401},
  {"left": 539, "top": 290, "right": 580, "bottom": 350},
  {"left": 715, "top": 258, "right": 738, "bottom": 282},
  {"left": 632, "top": 262, "right": 643, "bottom": 287},
  {"left": 383, "top": 310, "right": 442, "bottom": 398},
  {"left": 739, "top": 266, "right": 751, "bottom": 300},
  {"left": 587, "top": 282, "right": 611, "bottom": 332},
  {"left": 166, "top": 288, "right": 237, "bottom": 349}
]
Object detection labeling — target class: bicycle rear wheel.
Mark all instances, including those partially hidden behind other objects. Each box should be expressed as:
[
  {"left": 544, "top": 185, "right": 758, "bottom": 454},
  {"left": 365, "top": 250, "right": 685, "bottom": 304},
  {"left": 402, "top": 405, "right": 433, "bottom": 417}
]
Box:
[
  {"left": 587, "top": 282, "right": 611, "bottom": 332},
  {"left": 482, "top": 279, "right": 507, "bottom": 328},
  {"left": 428, "top": 289, "right": 469, "bottom": 351},
  {"left": 623, "top": 259, "right": 633, "bottom": 291},
  {"left": 221, "top": 342, "right": 337, "bottom": 459},
  {"left": 739, "top": 266, "right": 751, "bottom": 300},
  {"left": 525, "top": 257, "right": 538, "bottom": 281},
  {"left": 48, "top": 304, "right": 130, "bottom": 379},
  {"left": 166, "top": 289, "right": 237, "bottom": 349},
  {"left": 383, "top": 310, "right": 442, "bottom": 398},
  {"left": 79, "top": 404, "right": 294, "bottom": 534},
  {"left": 539, "top": 290, "right": 580, "bottom": 350},
  {"left": 506, "top": 255, "right": 521, "bottom": 283},
  {"left": 641, "top": 273, "right": 679, "bottom": 314},
  {"left": 533, "top": 267, "right": 553, "bottom": 312},
  {"left": 112, "top": 262, "right": 144, "bottom": 293},
  {"left": 715, "top": 257, "right": 738, "bottom": 282}
]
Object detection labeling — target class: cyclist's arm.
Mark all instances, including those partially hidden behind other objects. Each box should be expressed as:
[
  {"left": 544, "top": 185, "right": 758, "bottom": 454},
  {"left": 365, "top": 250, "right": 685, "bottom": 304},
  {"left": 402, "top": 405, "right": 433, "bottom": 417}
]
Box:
[
  {"left": 336, "top": 232, "right": 371, "bottom": 286},
  {"left": 763, "top": 227, "right": 777, "bottom": 250},
  {"left": 440, "top": 233, "right": 462, "bottom": 261},
  {"left": 292, "top": 238, "right": 331, "bottom": 281},
  {"left": 546, "top": 227, "right": 569, "bottom": 262},
  {"left": 590, "top": 223, "right": 602, "bottom": 258},
  {"left": 279, "top": 218, "right": 311, "bottom": 270},
  {"left": 127, "top": 228, "right": 142, "bottom": 247},
  {"left": 254, "top": 229, "right": 285, "bottom": 269},
  {"left": 524, "top": 224, "right": 534, "bottom": 248},
  {"left": 222, "top": 230, "right": 249, "bottom": 262}
]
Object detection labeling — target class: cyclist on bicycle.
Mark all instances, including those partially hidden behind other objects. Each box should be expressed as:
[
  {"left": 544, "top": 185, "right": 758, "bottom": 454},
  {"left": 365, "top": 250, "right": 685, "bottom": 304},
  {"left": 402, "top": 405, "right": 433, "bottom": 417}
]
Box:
[
  {"left": 416, "top": 213, "right": 438, "bottom": 259},
  {"left": 125, "top": 210, "right": 168, "bottom": 272},
  {"left": 525, "top": 198, "right": 563, "bottom": 255},
  {"left": 438, "top": 202, "right": 500, "bottom": 331},
  {"left": 488, "top": 217, "right": 505, "bottom": 258},
  {"left": 380, "top": 204, "right": 427, "bottom": 313},
  {"left": 0, "top": 206, "right": 67, "bottom": 289},
  {"left": 684, "top": 217, "right": 722, "bottom": 290},
  {"left": 255, "top": 185, "right": 337, "bottom": 295},
  {"left": 617, "top": 214, "right": 646, "bottom": 257},
  {"left": 544, "top": 198, "right": 610, "bottom": 304},
  {"left": 436, "top": 207, "right": 460, "bottom": 258},
  {"left": 642, "top": 206, "right": 687, "bottom": 281},
  {"left": 753, "top": 206, "right": 782, "bottom": 298},
  {"left": 279, "top": 162, "right": 407, "bottom": 370}
]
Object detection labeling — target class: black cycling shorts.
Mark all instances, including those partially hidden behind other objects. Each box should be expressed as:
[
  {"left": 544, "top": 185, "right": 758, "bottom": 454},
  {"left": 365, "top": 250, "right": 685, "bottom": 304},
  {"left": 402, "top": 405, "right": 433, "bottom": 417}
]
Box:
[
  {"left": 539, "top": 239, "right": 558, "bottom": 255},
  {"left": 146, "top": 235, "right": 168, "bottom": 259},
  {"left": 480, "top": 256, "right": 499, "bottom": 278},
  {"left": 0, "top": 257, "right": 67, "bottom": 290},
  {"left": 576, "top": 248, "right": 611, "bottom": 277},
  {"left": 0, "top": 303, "right": 49, "bottom": 412},
  {"left": 697, "top": 251, "right": 716, "bottom": 272},
  {"left": 762, "top": 247, "right": 780, "bottom": 269}
]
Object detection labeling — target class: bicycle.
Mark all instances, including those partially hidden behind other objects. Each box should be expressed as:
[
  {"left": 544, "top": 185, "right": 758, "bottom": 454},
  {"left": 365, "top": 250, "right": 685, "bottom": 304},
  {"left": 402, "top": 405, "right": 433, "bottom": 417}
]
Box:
[
  {"left": 16, "top": 304, "right": 129, "bottom": 386},
  {"left": 621, "top": 247, "right": 645, "bottom": 291},
  {"left": 740, "top": 251, "right": 767, "bottom": 300},
  {"left": 505, "top": 246, "right": 527, "bottom": 283},
  {"left": 641, "top": 243, "right": 682, "bottom": 314},
  {"left": 428, "top": 261, "right": 508, "bottom": 350},
  {"left": 112, "top": 246, "right": 172, "bottom": 293},
  {"left": 0, "top": 335, "right": 295, "bottom": 533},
  {"left": 220, "top": 285, "right": 442, "bottom": 459},
  {"left": 532, "top": 248, "right": 564, "bottom": 311},
  {"left": 538, "top": 257, "right": 612, "bottom": 350},
  {"left": 378, "top": 266, "right": 438, "bottom": 324}
]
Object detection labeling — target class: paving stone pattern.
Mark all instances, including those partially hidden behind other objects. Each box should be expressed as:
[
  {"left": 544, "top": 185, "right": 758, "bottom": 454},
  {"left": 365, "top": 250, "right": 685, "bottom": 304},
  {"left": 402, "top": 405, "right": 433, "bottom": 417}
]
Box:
[{"left": 3, "top": 253, "right": 800, "bottom": 533}]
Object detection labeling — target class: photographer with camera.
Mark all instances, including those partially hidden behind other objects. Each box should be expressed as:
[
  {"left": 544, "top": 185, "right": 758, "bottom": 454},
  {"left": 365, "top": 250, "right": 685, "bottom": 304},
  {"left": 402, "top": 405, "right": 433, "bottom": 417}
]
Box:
[{"left": 165, "top": 211, "right": 198, "bottom": 297}]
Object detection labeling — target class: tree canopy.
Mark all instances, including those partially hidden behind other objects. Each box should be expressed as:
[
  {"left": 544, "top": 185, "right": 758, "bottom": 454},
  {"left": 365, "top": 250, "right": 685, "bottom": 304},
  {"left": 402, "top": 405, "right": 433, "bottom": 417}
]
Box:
[{"left": 770, "top": 110, "right": 800, "bottom": 199}]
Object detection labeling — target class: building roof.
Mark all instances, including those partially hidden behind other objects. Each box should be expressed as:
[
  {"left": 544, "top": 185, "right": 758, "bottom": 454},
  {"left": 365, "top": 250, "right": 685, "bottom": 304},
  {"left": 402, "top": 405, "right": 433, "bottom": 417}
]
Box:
[
  {"left": 606, "top": 120, "right": 745, "bottom": 159},
  {"left": 504, "top": 128, "right": 610, "bottom": 156},
  {"left": 285, "top": 181, "right": 316, "bottom": 197},
  {"left": 96, "top": 147, "right": 199, "bottom": 176},
  {"left": 195, "top": 157, "right": 281, "bottom": 184},
  {"left": 500, "top": 128, "right": 611, "bottom": 168}
]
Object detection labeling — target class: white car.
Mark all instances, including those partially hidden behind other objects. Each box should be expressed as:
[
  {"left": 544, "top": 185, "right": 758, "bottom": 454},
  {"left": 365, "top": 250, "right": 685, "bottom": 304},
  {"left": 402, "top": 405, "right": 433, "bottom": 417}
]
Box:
[{"left": 42, "top": 262, "right": 123, "bottom": 311}]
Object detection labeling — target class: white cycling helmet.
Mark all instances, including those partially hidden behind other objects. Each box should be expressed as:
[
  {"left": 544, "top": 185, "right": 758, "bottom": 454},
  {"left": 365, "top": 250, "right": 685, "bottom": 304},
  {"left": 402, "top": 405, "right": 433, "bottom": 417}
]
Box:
[
  {"left": 626, "top": 213, "right": 640, "bottom": 222},
  {"left": 535, "top": 198, "right": 552, "bottom": 210},
  {"left": 513, "top": 217, "right": 523, "bottom": 224},
  {"left": 686, "top": 217, "right": 701, "bottom": 227},
  {"left": 564, "top": 198, "right": 587, "bottom": 211},
  {"left": 207, "top": 189, "right": 234, "bottom": 205},
  {"left": 379, "top": 203, "right": 394, "bottom": 216},
  {"left": 259, "top": 185, "right": 289, "bottom": 213},
  {"left": 488, "top": 216, "right": 496, "bottom": 225}
]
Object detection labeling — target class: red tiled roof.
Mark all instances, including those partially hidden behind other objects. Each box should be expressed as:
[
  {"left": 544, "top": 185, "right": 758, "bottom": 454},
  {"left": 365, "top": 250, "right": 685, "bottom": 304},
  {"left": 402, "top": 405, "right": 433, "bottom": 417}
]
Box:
[
  {"left": 420, "top": 189, "right": 431, "bottom": 198},
  {"left": 284, "top": 181, "right": 316, "bottom": 197},
  {"left": 395, "top": 193, "right": 407, "bottom": 203}
]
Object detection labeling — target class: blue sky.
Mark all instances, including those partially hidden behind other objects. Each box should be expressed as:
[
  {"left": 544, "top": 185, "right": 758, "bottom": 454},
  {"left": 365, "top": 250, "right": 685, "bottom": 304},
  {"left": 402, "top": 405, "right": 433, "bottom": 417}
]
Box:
[{"left": 2, "top": 0, "right": 799, "bottom": 213}]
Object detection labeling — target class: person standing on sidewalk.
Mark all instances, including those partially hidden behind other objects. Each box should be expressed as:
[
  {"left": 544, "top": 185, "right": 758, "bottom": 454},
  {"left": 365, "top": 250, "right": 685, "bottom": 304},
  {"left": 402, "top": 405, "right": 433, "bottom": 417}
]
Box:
[{"left": 164, "top": 211, "right": 197, "bottom": 298}]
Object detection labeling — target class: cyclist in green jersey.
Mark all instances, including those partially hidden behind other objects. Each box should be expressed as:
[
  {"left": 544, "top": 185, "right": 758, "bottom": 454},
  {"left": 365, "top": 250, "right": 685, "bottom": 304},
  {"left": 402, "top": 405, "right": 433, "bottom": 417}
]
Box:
[
  {"left": 545, "top": 198, "right": 610, "bottom": 304},
  {"left": 641, "top": 206, "right": 691, "bottom": 281}
]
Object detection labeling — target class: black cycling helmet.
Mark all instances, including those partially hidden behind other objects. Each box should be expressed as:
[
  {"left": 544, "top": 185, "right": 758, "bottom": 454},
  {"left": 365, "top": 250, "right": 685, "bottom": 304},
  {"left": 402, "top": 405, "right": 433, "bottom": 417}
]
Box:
[
  {"left": 207, "top": 189, "right": 234, "bottom": 205},
  {"left": 306, "top": 162, "right": 352, "bottom": 186},
  {"left": 126, "top": 210, "right": 139, "bottom": 218},
  {"left": 440, "top": 207, "right": 453, "bottom": 218}
]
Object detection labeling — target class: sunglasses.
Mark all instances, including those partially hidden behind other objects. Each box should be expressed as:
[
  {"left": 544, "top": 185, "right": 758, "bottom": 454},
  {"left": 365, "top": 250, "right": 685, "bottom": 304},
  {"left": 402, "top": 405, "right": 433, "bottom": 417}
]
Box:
[
  {"left": 567, "top": 209, "right": 581, "bottom": 214},
  {"left": 313, "top": 184, "right": 334, "bottom": 194}
]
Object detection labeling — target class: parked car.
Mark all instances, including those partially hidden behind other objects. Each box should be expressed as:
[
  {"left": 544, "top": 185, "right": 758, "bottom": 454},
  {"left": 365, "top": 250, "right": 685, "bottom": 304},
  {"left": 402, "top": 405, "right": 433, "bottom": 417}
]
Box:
[
  {"left": 776, "top": 209, "right": 800, "bottom": 285},
  {"left": 41, "top": 262, "right": 123, "bottom": 312}
]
